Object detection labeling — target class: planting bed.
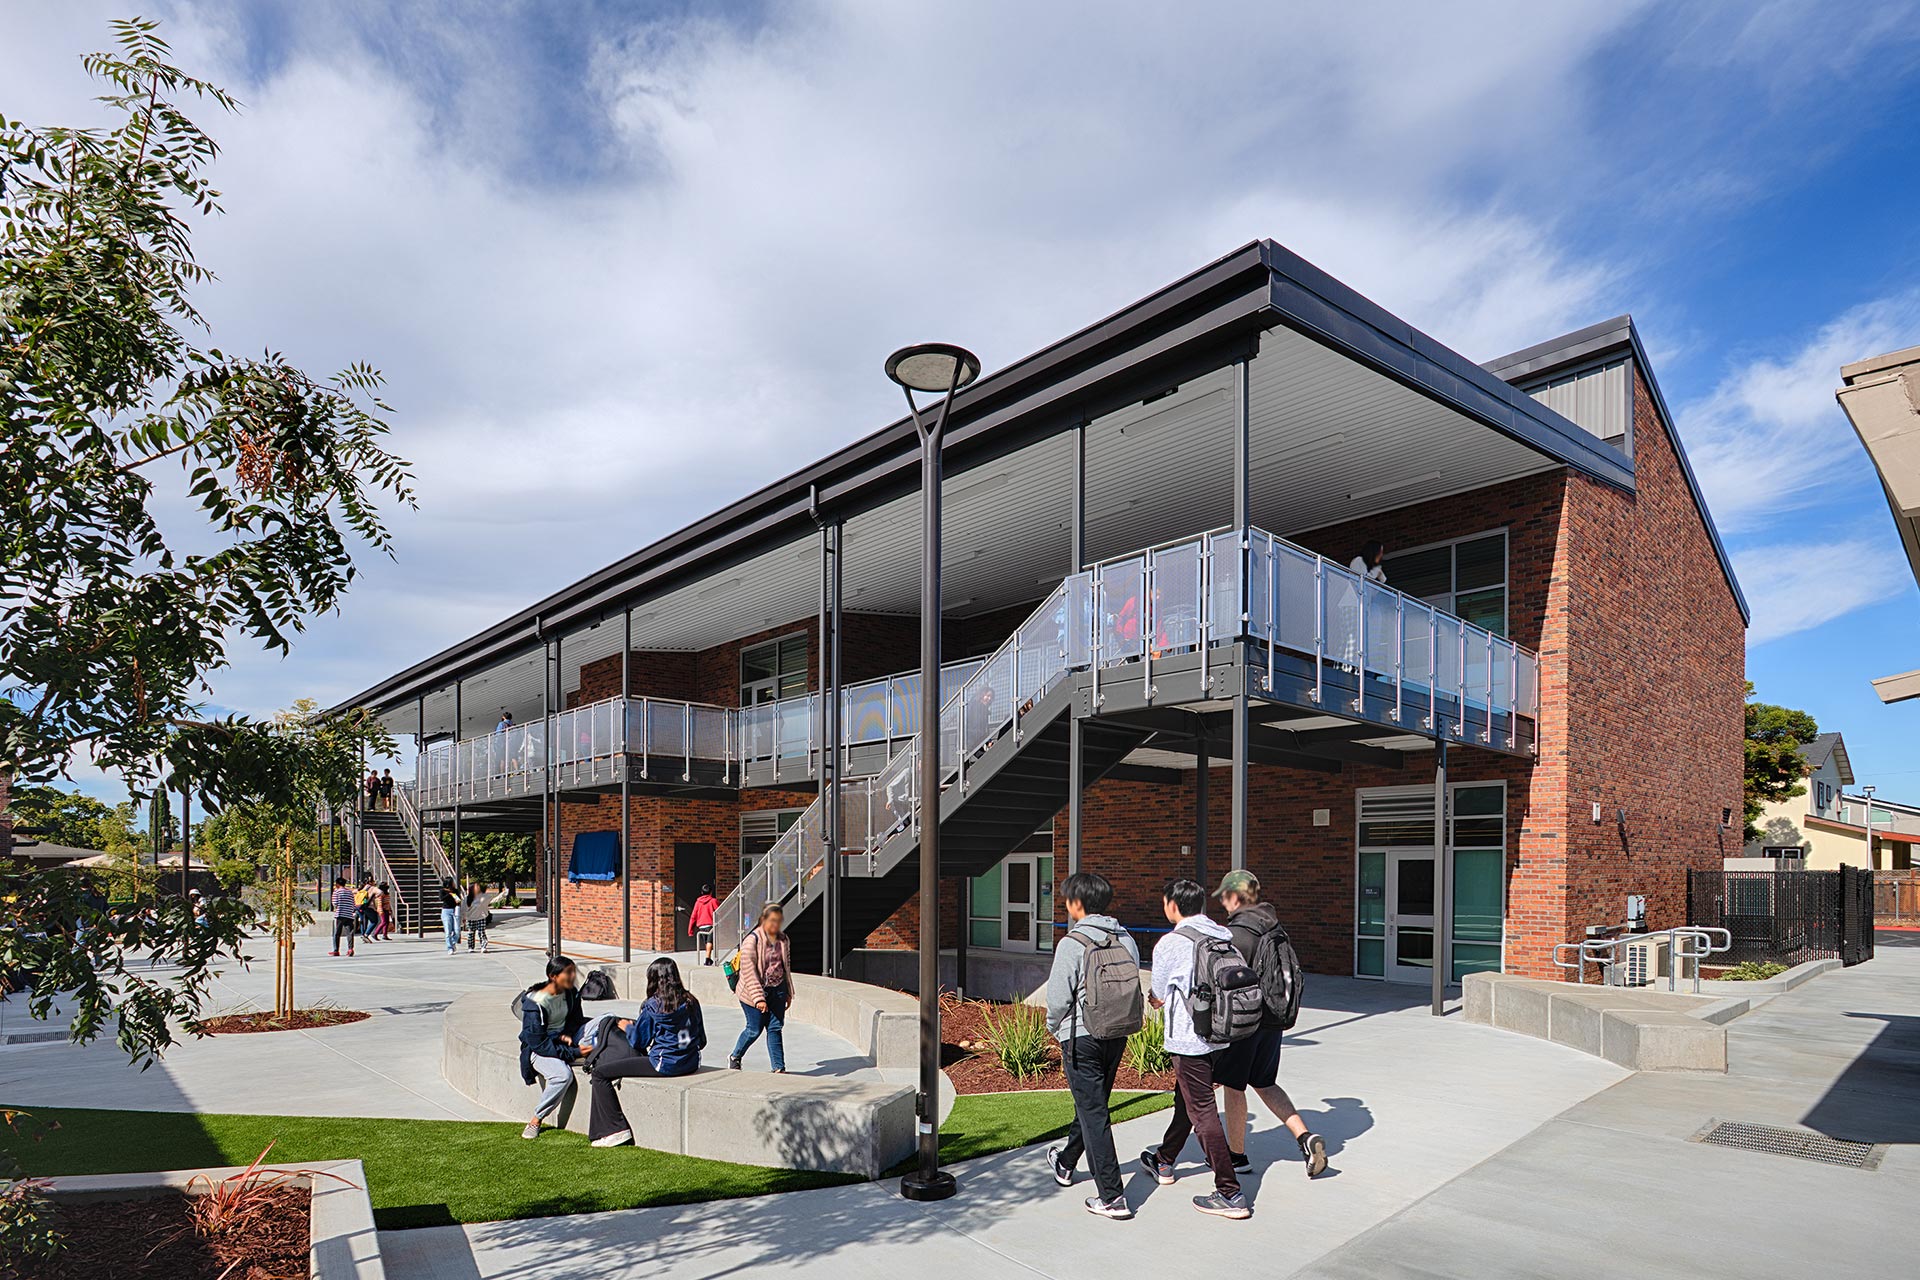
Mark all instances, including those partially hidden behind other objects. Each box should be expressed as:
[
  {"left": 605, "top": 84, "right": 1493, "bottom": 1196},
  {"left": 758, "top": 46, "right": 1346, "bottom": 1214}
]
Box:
[
  {"left": 33, "top": 1186, "right": 308, "bottom": 1279},
  {"left": 939, "top": 996, "right": 1174, "bottom": 1095},
  {"left": 191, "top": 1009, "right": 369, "bottom": 1035}
]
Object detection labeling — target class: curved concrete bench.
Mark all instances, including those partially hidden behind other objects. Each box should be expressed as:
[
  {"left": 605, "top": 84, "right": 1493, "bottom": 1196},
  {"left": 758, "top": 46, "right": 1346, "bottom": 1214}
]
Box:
[
  {"left": 1464, "top": 972, "right": 1748, "bottom": 1072},
  {"left": 442, "top": 961, "right": 920, "bottom": 1177}
]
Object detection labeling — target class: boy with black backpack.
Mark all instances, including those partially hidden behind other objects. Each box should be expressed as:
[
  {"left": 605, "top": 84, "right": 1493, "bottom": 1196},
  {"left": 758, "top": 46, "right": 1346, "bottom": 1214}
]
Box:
[
  {"left": 1141, "top": 878, "right": 1259, "bottom": 1219},
  {"left": 1213, "top": 870, "right": 1328, "bottom": 1179},
  {"left": 1043, "top": 871, "right": 1143, "bottom": 1220}
]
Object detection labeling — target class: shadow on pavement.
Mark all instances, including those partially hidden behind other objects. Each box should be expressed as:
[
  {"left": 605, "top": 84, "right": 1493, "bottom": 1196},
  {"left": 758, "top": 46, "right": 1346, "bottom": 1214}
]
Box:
[{"left": 1800, "top": 1011, "right": 1920, "bottom": 1145}]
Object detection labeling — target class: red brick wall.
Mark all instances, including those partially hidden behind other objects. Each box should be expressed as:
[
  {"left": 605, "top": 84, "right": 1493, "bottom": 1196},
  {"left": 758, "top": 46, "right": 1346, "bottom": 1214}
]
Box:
[{"left": 1552, "top": 367, "right": 1746, "bottom": 961}]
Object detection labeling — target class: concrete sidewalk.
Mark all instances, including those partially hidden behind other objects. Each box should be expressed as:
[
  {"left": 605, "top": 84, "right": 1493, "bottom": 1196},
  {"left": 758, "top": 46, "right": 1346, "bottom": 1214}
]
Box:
[
  {"left": 1299, "top": 933, "right": 1920, "bottom": 1278},
  {"left": 380, "top": 978, "right": 1629, "bottom": 1279},
  {"left": 0, "top": 913, "right": 886, "bottom": 1121}
]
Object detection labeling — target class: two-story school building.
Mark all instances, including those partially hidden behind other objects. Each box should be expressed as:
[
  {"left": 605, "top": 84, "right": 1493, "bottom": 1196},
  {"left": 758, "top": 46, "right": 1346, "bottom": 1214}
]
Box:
[{"left": 333, "top": 240, "right": 1748, "bottom": 985}]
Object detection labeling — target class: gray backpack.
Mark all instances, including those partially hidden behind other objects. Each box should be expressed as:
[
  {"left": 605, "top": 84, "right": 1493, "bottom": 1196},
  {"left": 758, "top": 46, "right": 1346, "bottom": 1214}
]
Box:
[
  {"left": 1070, "top": 925, "right": 1143, "bottom": 1040},
  {"left": 1177, "top": 924, "right": 1264, "bottom": 1046}
]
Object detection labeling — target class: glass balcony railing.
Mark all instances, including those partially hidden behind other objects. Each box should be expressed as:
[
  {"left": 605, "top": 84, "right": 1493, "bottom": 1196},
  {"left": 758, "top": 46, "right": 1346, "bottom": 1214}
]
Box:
[{"left": 417, "top": 525, "right": 1540, "bottom": 818}]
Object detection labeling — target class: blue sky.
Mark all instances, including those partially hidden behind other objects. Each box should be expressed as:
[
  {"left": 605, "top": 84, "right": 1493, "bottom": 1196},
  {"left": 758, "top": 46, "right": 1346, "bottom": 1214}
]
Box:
[{"left": 7, "top": 1, "right": 1920, "bottom": 801}]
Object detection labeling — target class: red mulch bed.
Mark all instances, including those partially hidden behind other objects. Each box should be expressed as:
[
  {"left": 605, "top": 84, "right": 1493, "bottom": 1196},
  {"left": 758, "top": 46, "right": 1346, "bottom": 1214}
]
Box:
[
  {"left": 30, "top": 1186, "right": 309, "bottom": 1280},
  {"left": 938, "top": 995, "right": 1174, "bottom": 1095},
  {"left": 191, "top": 1009, "right": 370, "bottom": 1035}
]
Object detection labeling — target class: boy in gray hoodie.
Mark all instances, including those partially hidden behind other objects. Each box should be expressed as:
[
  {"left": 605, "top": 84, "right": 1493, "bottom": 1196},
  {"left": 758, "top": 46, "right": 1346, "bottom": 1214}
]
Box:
[{"left": 1043, "top": 871, "right": 1141, "bottom": 1220}]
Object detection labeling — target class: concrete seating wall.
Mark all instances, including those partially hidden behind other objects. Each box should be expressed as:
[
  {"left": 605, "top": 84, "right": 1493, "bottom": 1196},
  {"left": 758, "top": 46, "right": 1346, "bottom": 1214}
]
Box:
[
  {"left": 441, "top": 961, "right": 920, "bottom": 1178},
  {"left": 1463, "top": 972, "right": 1747, "bottom": 1072}
]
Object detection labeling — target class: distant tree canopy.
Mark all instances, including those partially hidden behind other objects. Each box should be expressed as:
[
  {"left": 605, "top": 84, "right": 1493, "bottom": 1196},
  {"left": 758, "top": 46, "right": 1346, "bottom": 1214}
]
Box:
[
  {"left": 460, "top": 830, "right": 535, "bottom": 894},
  {"left": 5, "top": 782, "right": 133, "bottom": 852},
  {"left": 1745, "top": 682, "right": 1820, "bottom": 844}
]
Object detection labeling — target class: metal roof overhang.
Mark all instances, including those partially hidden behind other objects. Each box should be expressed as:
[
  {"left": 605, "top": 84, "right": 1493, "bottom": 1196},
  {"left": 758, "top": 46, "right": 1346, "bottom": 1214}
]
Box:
[{"left": 337, "top": 239, "right": 1634, "bottom": 725}]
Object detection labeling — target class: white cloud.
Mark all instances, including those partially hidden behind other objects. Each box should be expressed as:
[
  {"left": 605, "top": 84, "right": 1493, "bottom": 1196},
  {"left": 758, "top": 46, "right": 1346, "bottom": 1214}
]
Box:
[
  {"left": 1683, "top": 291, "right": 1920, "bottom": 535},
  {"left": 6, "top": 0, "right": 1915, "bottom": 740},
  {"left": 1733, "top": 537, "right": 1909, "bottom": 644}
]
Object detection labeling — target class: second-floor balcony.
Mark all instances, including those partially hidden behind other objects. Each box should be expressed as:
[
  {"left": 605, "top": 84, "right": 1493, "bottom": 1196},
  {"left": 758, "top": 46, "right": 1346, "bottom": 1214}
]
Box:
[{"left": 412, "top": 525, "right": 1541, "bottom": 812}]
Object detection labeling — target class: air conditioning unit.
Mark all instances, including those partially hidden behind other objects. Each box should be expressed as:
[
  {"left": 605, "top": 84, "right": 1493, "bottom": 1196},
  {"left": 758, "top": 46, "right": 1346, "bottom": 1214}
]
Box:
[{"left": 1619, "top": 935, "right": 1670, "bottom": 987}]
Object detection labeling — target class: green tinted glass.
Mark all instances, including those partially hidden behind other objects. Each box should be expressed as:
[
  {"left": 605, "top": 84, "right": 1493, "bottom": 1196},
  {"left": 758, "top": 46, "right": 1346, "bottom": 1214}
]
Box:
[
  {"left": 970, "top": 919, "right": 1002, "bottom": 948},
  {"left": 1453, "top": 848, "right": 1503, "bottom": 945},
  {"left": 1357, "top": 937, "right": 1384, "bottom": 977},
  {"left": 1358, "top": 850, "right": 1385, "bottom": 934},
  {"left": 1455, "top": 587, "right": 1506, "bottom": 637},
  {"left": 972, "top": 863, "right": 1002, "bottom": 916},
  {"left": 1451, "top": 942, "right": 1500, "bottom": 982}
]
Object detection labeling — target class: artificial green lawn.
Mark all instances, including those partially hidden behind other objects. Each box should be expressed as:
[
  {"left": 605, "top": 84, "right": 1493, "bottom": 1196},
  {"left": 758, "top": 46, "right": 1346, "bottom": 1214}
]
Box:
[{"left": 3, "top": 1090, "right": 1172, "bottom": 1228}]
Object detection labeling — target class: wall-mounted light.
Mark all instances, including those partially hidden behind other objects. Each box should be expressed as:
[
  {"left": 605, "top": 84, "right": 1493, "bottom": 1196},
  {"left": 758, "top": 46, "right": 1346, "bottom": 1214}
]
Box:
[
  {"left": 1720, "top": 807, "right": 1734, "bottom": 831},
  {"left": 1591, "top": 802, "right": 1603, "bottom": 825}
]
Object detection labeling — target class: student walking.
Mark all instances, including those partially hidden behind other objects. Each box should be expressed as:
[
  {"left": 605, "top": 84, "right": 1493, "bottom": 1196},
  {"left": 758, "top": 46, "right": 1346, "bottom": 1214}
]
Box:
[
  {"left": 1043, "top": 871, "right": 1143, "bottom": 1220},
  {"left": 356, "top": 876, "right": 379, "bottom": 940},
  {"left": 517, "top": 956, "right": 585, "bottom": 1139},
  {"left": 378, "top": 768, "right": 395, "bottom": 811},
  {"left": 461, "top": 882, "right": 496, "bottom": 952},
  {"left": 688, "top": 884, "right": 720, "bottom": 965},
  {"left": 1212, "top": 870, "right": 1327, "bottom": 1178},
  {"left": 729, "top": 903, "right": 792, "bottom": 1072},
  {"left": 328, "top": 876, "right": 358, "bottom": 957},
  {"left": 1141, "top": 878, "right": 1253, "bottom": 1219},
  {"left": 372, "top": 882, "right": 394, "bottom": 940},
  {"left": 582, "top": 957, "right": 707, "bottom": 1147},
  {"left": 437, "top": 878, "right": 461, "bottom": 954}
]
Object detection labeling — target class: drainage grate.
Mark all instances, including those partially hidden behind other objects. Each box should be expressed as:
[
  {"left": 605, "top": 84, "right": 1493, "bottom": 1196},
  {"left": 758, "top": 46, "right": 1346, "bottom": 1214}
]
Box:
[
  {"left": 0, "top": 1030, "right": 70, "bottom": 1046},
  {"left": 1692, "top": 1120, "right": 1884, "bottom": 1170}
]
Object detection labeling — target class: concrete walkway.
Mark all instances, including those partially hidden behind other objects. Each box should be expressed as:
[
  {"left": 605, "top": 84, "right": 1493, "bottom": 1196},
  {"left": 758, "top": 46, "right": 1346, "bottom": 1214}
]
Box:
[
  {"left": 0, "top": 913, "right": 887, "bottom": 1121},
  {"left": 1298, "top": 932, "right": 1920, "bottom": 1278},
  {"left": 380, "top": 977, "right": 1629, "bottom": 1280}
]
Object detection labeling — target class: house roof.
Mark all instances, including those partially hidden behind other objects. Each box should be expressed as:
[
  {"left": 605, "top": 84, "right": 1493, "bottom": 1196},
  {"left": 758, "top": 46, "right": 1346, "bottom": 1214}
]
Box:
[
  {"left": 1484, "top": 315, "right": 1749, "bottom": 625},
  {"left": 331, "top": 240, "right": 1694, "bottom": 721},
  {"left": 5, "top": 839, "right": 105, "bottom": 863},
  {"left": 1798, "top": 732, "right": 1855, "bottom": 785}
]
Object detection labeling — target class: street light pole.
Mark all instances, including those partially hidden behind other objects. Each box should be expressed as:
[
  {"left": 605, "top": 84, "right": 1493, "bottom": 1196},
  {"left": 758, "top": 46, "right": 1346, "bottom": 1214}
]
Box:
[
  {"left": 1862, "top": 784, "right": 1877, "bottom": 869},
  {"left": 887, "top": 341, "right": 981, "bottom": 1205}
]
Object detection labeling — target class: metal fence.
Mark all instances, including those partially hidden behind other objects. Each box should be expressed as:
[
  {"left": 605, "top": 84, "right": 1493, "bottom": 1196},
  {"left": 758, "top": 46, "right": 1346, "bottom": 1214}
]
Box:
[{"left": 1687, "top": 869, "right": 1876, "bottom": 968}]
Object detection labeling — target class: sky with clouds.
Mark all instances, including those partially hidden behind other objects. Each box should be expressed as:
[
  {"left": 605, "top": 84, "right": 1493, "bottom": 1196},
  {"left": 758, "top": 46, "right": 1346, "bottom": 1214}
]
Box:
[{"left": 8, "top": 0, "right": 1920, "bottom": 802}]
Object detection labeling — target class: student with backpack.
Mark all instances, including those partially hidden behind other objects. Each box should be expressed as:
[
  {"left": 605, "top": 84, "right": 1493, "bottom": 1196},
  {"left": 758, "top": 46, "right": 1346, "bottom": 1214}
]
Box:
[
  {"left": 1213, "top": 870, "right": 1327, "bottom": 1178},
  {"left": 1043, "top": 871, "right": 1142, "bottom": 1220},
  {"left": 1140, "top": 877, "right": 1258, "bottom": 1219},
  {"left": 516, "top": 956, "right": 586, "bottom": 1140}
]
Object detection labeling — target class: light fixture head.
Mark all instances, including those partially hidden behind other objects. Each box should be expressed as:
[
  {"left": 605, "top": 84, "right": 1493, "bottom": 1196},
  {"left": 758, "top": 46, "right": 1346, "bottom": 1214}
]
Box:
[{"left": 885, "top": 342, "right": 982, "bottom": 394}]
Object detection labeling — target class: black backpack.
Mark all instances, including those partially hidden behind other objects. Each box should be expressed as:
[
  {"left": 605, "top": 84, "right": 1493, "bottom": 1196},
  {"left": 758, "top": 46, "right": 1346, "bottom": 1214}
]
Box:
[
  {"left": 579, "top": 966, "right": 618, "bottom": 1001},
  {"left": 1176, "top": 925, "right": 1264, "bottom": 1046},
  {"left": 1246, "top": 921, "right": 1305, "bottom": 1031}
]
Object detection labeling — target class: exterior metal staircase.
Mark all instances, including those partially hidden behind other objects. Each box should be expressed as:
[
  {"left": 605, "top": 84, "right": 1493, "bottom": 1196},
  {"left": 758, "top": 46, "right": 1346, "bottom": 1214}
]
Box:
[{"left": 347, "top": 793, "right": 456, "bottom": 936}]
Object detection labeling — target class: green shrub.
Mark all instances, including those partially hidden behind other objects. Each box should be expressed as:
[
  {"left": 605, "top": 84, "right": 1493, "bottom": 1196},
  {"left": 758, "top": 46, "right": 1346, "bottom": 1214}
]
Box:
[
  {"left": 979, "top": 1001, "right": 1051, "bottom": 1080},
  {"left": 1124, "top": 1010, "right": 1171, "bottom": 1076},
  {"left": 1719, "top": 960, "right": 1788, "bottom": 982}
]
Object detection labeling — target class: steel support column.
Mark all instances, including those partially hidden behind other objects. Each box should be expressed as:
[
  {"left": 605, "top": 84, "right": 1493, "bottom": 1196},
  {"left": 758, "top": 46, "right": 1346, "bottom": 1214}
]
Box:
[
  {"left": 543, "top": 634, "right": 558, "bottom": 957},
  {"left": 1195, "top": 721, "right": 1209, "bottom": 888},
  {"left": 1432, "top": 739, "right": 1450, "bottom": 1017},
  {"left": 1068, "top": 418, "right": 1087, "bottom": 875},
  {"left": 819, "top": 517, "right": 844, "bottom": 976},
  {"left": 621, "top": 607, "right": 632, "bottom": 963},
  {"left": 452, "top": 679, "right": 463, "bottom": 890},
  {"left": 1230, "top": 357, "right": 1252, "bottom": 873},
  {"left": 416, "top": 694, "right": 426, "bottom": 937}
]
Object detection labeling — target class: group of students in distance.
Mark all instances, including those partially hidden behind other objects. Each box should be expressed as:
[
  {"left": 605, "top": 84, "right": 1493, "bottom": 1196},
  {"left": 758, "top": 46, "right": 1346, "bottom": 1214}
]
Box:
[
  {"left": 1046, "top": 868, "right": 1325, "bottom": 1221},
  {"left": 512, "top": 900, "right": 797, "bottom": 1148}
]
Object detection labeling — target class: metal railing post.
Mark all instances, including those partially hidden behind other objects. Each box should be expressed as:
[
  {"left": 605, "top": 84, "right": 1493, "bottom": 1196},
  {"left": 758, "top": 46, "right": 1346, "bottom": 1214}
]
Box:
[
  {"left": 1311, "top": 557, "right": 1325, "bottom": 705},
  {"left": 1264, "top": 533, "right": 1276, "bottom": 692}
]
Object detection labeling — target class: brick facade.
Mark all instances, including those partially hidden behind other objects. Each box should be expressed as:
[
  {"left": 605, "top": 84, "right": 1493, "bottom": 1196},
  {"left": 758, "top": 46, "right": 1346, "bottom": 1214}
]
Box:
[{"left": 536, "top": 360, "right": 1745, "bottom": 985}]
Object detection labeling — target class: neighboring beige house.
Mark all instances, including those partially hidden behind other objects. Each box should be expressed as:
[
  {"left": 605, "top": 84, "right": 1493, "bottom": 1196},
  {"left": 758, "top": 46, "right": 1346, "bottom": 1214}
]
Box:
[
  {"left": 1745, "top": 732, "right": 1916, "bottom": 870},
  {"left": 1836, "top": 345, "right": 1920, "bottom": 704}
]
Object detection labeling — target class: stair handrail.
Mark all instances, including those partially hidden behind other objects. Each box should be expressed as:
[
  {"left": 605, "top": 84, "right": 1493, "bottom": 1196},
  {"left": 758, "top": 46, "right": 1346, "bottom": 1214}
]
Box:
[
  {"left": 395, "top": 782, "right": 456, "bottom": 887},
  {"left": 350, "top": 805, "right": 407, "bottom": 927}
]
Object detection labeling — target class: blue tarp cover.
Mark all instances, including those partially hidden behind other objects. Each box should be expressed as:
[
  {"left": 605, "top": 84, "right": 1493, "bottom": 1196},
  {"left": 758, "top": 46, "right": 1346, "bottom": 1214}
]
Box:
[{"left": 568, "top": 830, "right": 619, "bottom": 883}]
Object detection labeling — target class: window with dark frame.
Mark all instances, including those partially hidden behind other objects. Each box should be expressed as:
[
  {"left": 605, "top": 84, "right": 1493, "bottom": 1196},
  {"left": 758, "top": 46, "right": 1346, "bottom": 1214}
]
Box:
[
  {"left": 1382, "top": 530, "right": 1508, "bottom": 637},
  {"left": 740, "top": 633, "right": 809, "bottom": 706}
]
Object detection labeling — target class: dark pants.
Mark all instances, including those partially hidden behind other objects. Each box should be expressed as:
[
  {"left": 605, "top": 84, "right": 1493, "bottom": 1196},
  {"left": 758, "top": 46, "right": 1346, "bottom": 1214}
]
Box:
[
  {"left": 332, "top": 917, "right": 357, "bottom": 950},
  {"left": 586, "top": 1035, "right": 660, "bottom": 1141},
  {"left": 1059, "top": 1035, "right": 1127, "bottom": 1201},
  {"left": 1157, "top": 1053, "right": 1240, "bottom": 1196}
]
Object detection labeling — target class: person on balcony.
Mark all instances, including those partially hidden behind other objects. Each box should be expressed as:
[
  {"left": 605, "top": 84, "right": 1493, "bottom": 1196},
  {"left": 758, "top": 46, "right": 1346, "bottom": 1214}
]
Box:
[
  {"left": 689, "top": 883, "right": 720, "bottom": 966},
  {"left": 1339, "top": 540, "right": 1387, "bottom": 675},
  {"left": 581, "top": 957, "right": 708, "bottom": 1148},
  {"left": 729, "top": 903, "right": 793, "bottom": 1072}
]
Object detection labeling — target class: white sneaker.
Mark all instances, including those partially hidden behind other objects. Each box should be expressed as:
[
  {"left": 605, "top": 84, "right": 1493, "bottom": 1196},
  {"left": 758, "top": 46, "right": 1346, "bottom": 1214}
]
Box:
[
  {"left": 591, "top": 1129, "right": 633, "bottom": 1148},
  {"left": 521, "top": 1123, "right": 541, "bottom": 1140}
]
